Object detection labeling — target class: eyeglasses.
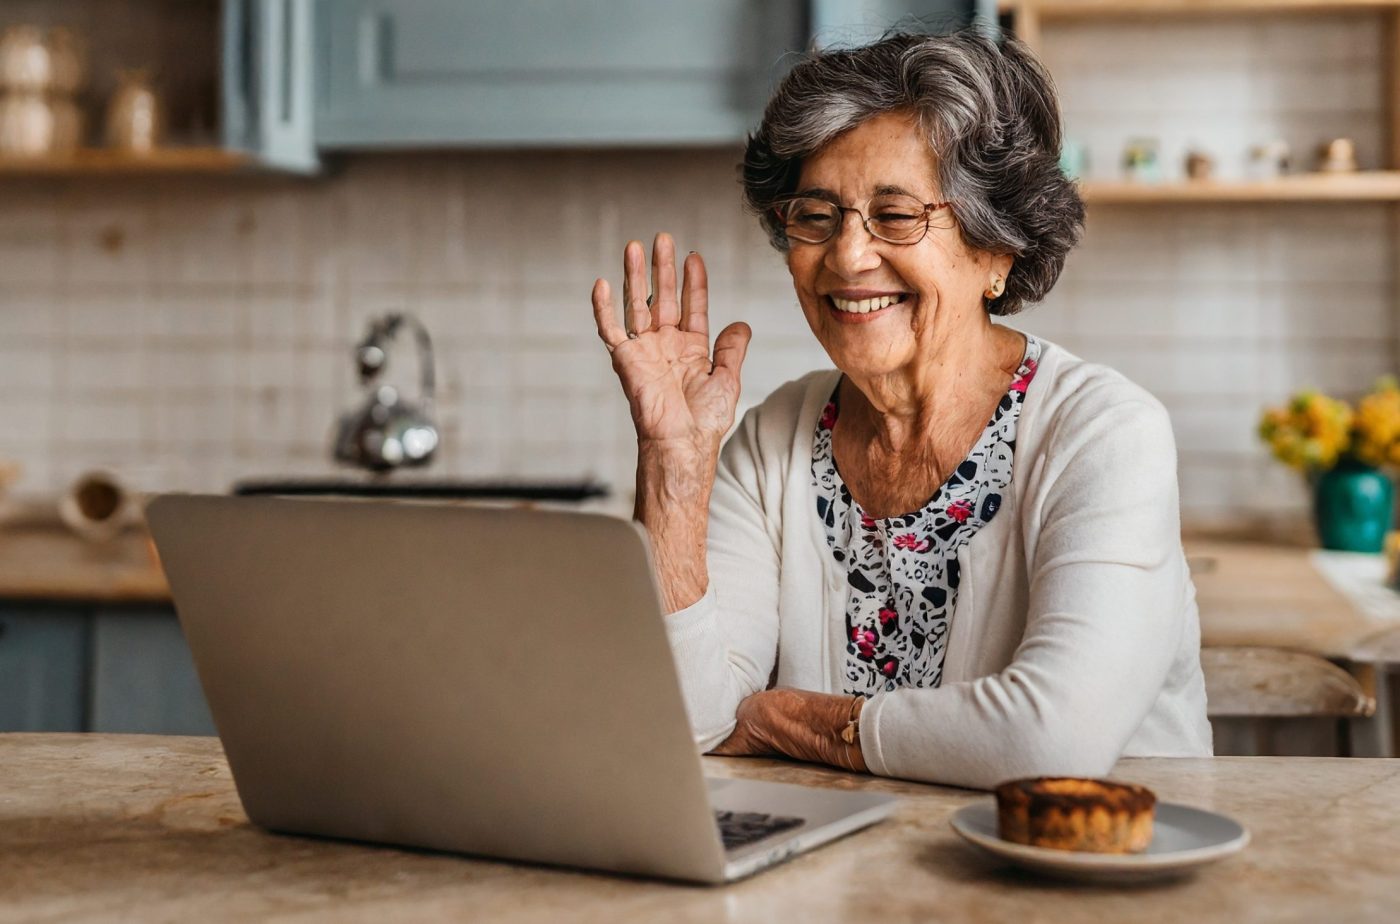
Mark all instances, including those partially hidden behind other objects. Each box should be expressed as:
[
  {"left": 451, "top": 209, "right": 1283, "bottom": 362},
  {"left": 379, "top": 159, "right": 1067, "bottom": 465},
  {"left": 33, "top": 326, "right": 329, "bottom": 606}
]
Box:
[{"left": 772, "top": 194, "right": 953, "bottom": 246}]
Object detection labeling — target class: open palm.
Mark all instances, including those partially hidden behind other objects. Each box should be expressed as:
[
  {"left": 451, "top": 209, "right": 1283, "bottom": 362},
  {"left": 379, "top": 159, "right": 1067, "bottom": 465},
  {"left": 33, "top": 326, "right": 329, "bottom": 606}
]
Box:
[{"left": 593, "top": 234, "right": 751, "bottom": 447}]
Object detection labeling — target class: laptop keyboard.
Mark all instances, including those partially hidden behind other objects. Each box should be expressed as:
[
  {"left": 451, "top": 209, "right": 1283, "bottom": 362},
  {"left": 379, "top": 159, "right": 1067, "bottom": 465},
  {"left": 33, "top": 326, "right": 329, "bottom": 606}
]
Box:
[{"left": 714, "top": 810, "right": 805, "bottom": 851}]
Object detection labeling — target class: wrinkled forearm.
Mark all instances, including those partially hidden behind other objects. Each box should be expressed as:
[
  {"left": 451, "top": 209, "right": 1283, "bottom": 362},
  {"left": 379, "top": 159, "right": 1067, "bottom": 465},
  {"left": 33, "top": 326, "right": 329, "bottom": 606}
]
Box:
[
  {"left": 655, "top": 401, "right": 784, "bottom": 752},
  {"left": 633, "top": 438, "right": 720, "bottom": 613}
]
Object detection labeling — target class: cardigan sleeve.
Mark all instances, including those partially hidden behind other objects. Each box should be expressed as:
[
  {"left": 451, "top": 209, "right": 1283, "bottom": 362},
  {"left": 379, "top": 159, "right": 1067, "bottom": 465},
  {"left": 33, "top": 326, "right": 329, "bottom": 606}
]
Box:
[
  {"left": 859, "top": 390, "right": 1190, "bottom": 790},
  {"left": 662, "top": 403, "right": 784, "bottom": 751}
]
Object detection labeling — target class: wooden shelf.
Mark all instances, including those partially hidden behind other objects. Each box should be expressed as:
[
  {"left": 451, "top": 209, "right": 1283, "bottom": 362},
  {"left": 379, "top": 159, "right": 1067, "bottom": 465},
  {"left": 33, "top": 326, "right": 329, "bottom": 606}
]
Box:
[
  {"left": 1002, "top": 0, "right": 1400, "bottom": 17},
  {"left": 0, "top": 148, "right": 253, "bottom": 177},
  {"left": 1080, "top": 171, "right": 1400, "bottom": 202},
  {"left": 1000, "top": 0, "right": 1400, "bottom": 45}
]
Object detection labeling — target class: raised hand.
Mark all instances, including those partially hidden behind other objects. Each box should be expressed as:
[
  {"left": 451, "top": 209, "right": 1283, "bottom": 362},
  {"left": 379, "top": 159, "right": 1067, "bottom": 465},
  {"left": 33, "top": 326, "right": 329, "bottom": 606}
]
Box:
[{"left": 593, "top": 233, "right": 751, "bottom": 453}]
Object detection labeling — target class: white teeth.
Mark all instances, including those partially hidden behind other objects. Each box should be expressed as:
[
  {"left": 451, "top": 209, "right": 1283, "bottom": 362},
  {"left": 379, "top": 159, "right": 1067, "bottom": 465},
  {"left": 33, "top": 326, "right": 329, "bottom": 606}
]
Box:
[{"left": 831, "top": 294, "right": 905, "bottom": 313}]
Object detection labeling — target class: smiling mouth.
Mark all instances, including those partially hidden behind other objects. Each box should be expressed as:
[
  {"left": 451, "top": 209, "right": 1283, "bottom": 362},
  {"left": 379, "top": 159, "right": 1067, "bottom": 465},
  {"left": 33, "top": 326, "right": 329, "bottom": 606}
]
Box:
[{"left": 827, "top": 293, "right": 910, "bottom": 315}]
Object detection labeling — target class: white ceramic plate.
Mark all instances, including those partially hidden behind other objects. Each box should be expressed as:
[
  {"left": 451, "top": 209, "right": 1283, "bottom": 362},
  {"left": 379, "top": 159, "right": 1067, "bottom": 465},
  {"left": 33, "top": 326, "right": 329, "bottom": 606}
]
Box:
[{"left": 950, "top": 801, "right": 1249, "bottom": 883}]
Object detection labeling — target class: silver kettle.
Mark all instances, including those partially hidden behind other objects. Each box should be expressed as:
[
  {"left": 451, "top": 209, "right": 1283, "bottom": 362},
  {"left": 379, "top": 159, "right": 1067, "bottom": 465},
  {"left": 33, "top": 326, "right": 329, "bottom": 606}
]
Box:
[{"left": 333, "top": 312, "right": 440, "bottom": 472}]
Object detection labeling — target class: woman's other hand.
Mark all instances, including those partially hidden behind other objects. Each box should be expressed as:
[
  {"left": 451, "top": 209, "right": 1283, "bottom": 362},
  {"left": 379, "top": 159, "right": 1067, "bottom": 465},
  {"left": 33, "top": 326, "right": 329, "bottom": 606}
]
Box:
[
  {"left": 711, "top": 689, "right": 867, "bottom": 773},
  {"left": 592, "top": 233, "right": 751, "bottom": 457}
]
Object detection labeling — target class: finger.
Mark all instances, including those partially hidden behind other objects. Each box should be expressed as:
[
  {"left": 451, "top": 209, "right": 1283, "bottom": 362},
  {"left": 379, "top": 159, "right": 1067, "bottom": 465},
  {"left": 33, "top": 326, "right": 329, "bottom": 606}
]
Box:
[
  {"left": 711, "top": 321, "right": 751, "bottom": 378},
  {"left": 591, "top": 278, "right": 627, "bottom": 352},
  {"left": 679, "top": 251, "right": 709, "bottom": 338},
  {"left": 650, "top": 232, "right": 681, "bottom": 329},
  {"left": 623, "top": 240, "right": 651, "bottom": 335}
]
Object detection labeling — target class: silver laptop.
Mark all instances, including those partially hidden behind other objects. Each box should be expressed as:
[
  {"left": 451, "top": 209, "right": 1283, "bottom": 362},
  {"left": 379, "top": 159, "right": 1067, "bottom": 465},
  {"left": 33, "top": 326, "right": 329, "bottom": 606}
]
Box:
[{"left": 146, "top": 494, "right": 897, "bottom": 884}]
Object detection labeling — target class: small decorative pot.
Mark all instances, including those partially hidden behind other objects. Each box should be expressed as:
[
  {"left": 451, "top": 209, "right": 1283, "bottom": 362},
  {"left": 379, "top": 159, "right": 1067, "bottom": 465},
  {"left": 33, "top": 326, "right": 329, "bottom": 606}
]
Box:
[
  {"left": 1312, "top": 459, "right": 1394, "bottom": 553},
  {"left": 105, "top": 68, "right": 162, "bottom": 152}
]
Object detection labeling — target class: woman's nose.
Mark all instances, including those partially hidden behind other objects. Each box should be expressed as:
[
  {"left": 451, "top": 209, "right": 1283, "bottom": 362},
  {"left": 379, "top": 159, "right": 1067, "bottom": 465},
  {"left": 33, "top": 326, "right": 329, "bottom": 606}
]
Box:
[{"left": 823, "top": 212, "right": 882, "bottom": 278}]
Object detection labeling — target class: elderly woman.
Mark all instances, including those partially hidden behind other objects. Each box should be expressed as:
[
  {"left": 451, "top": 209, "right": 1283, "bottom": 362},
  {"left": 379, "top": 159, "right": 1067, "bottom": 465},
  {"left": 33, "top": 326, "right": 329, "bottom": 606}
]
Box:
[{"left": 590, "top": 30, "right": 1211, "bottom": 790}]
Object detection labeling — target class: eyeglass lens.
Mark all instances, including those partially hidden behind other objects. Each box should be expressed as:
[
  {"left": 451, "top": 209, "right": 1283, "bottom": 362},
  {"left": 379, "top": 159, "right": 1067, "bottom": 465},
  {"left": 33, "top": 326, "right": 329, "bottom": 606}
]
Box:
[{"left": 779, "top": 195, "right": 950, "bottom": 244}]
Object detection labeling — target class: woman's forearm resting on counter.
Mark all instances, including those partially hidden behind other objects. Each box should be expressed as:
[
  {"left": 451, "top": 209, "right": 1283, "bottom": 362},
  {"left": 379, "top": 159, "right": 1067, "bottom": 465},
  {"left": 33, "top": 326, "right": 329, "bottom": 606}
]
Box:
[{"left": 710, "top": 689, "right": 867, "bottom": 772}]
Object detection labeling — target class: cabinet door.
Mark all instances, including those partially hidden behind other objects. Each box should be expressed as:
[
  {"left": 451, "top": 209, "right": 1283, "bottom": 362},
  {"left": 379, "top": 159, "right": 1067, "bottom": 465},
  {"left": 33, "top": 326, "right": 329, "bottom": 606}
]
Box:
[
  {"left": 0, "top": 606, "right": 88, "bottom": 732},
  {"left": 314, "top": 0, "right": 807, "bottom": 147},
  {"left": 90, "top": 609, "right": 217, "bottom": 736},
  {"left": 224, "top": 0, "right": 320, "bottom": 171}
]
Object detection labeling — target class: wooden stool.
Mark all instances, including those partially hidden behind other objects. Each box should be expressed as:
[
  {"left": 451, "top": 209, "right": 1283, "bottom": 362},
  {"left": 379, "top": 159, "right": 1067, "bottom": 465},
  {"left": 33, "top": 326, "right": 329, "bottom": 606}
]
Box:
[
  {"left": 1346, "top": 628, "right": 1400, "bottom": 758},
  {"left": 1202, "top": 646, "right": 1375, "bottom": 756}
]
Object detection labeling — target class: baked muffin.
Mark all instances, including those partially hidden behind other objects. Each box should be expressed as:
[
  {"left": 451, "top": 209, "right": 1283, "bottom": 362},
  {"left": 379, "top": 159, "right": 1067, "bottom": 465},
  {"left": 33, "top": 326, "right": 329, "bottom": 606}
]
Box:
[{"left": 994, "top": 777, "right": 1156, "bottom": 854}]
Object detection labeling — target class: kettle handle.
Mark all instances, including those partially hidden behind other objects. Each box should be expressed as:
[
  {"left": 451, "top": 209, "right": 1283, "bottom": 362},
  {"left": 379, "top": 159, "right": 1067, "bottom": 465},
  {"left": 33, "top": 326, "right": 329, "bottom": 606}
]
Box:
[{"left": 355, "top": 312, "right": 435, "bottom": 411}]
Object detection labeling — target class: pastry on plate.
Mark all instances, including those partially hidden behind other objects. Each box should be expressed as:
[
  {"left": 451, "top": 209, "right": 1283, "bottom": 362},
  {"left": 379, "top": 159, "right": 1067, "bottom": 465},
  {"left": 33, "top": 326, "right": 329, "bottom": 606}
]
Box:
[{"left": 994, "top": 777, "right": 1156, "bottom": 854}]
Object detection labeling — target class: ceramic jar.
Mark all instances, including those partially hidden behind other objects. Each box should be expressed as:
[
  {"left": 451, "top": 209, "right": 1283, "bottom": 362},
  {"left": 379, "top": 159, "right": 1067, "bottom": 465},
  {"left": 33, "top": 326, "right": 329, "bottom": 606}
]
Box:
[
  {"left": 58, "top": 470, "right": 135, "bottom": 544},
  {"left": 105, "top": 69, "right": 162, "bottom": 152},
  {"left": 0, "top": 25, "right": 52, "bottom": 91},
  {"left": 1313, "top": 458, "right": 1394, "bottom": 553},
  {"left": 0, "top": 25, "right": 85, "bottom": 155}
]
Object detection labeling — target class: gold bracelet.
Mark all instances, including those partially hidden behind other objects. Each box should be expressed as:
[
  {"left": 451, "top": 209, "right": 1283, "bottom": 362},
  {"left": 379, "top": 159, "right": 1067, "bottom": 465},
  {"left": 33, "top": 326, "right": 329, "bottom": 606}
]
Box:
[
  {"left": 839, "top": 695, "right": 863, "bottom": 772},
  {"left": 840, "top": 695, "right": 861, "bottom": 745}
]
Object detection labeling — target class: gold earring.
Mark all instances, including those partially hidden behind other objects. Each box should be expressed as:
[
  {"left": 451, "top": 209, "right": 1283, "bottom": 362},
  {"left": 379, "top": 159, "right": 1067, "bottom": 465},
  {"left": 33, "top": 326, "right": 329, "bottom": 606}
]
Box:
[{"left": 985, "top": 275, "right": 1004, "bottom": 299}]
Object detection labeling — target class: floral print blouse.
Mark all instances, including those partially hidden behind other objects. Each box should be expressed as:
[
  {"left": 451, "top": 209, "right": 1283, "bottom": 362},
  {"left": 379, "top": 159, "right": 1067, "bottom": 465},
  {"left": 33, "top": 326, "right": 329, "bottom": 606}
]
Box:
[{"left": 812, "top": 335, "right": 1042, "bottom": 696}]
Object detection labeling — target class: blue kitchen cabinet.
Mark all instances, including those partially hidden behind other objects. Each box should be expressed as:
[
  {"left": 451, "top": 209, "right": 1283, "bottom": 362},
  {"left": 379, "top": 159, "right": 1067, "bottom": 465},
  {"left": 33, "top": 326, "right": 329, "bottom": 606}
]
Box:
[
  {"left": 313, "top": 0, "right": 808, "bottom": 147},
  {"left": 809, "top": 1, "right": 998, "bottom": 48},
  {"left": 0, "top": 606, "right": 89, "bottom": 732},
  {"left": 227, "top": 1, "right": 997, "bottom": 156},
  {"left": 90, "top": 608, "right": 217, "bottom": 736}
]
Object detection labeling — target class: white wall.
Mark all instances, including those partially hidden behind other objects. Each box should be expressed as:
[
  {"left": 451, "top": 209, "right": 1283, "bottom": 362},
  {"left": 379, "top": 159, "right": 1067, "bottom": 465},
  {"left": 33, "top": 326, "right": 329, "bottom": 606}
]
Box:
[{"left": 0, "top": 11, "right": 1391, "bottom": 527}]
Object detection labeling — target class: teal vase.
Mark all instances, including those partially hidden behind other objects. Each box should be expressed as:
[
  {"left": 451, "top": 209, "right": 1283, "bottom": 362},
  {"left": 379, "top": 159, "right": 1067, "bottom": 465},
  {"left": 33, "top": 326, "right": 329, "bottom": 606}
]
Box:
[{"left": 1313, "top": 459, "right": 1395, "bottom": 553}]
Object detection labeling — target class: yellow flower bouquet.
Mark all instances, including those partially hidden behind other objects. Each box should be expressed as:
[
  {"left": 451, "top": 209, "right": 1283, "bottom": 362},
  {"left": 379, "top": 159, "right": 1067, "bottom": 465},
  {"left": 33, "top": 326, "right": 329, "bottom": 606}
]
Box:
[
  {"left": 1257, "top": 390, "right": 1353, "bottom": 473},
  {"left": 1352, "top": 377, "right": 1400, "bottom": 468},
  {"left": 1259, "top": 380, "right": 1400, "bottom": 552}
]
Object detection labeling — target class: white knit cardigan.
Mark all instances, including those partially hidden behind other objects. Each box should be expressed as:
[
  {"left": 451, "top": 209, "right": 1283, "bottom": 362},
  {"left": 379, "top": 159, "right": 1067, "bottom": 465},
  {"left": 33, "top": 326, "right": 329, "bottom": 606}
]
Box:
[{"left": 663, "top": 337, "right": 1213, "bottom": 790}]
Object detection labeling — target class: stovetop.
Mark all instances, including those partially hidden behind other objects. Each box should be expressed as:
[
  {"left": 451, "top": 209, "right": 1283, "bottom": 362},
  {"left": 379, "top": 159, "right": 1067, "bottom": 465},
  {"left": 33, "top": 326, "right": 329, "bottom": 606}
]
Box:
[{"left": 230, "top": 478, "right": 609, "bottom": 502}]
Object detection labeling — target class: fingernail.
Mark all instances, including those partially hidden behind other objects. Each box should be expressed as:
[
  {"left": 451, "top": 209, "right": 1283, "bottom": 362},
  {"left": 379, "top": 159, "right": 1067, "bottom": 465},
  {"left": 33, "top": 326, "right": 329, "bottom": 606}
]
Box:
[{"left": 688, "top": 251, "right": 697, "bottom": 255}]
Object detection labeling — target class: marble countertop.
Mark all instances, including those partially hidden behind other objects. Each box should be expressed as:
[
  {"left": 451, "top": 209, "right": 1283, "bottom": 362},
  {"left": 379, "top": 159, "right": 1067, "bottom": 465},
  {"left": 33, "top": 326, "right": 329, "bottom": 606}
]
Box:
[{"left": 3, "top": 734, "right": 1397, "bottom": 923}]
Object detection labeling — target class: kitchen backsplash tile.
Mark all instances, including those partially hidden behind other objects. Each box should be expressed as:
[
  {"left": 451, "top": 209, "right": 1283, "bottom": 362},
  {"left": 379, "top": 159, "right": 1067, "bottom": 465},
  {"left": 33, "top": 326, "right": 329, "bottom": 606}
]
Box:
[
  {"left": 0, "top": 12, "right": 1394, "bottom": 528},
  {"left": 62, "top": 191, "right": 158, "bottom": 290},
  {"left": 1265, "top": 281, "right": 1395, "bottom": 340},
  {"left": 65, "top": 346, "right": 146, "bottom": 395},
  {"left": 0, "top": 346, "right": 57, "bottom": 395},
  {"left": 402, "top": 290, "right": 498, "bottom": 353},
  {"left": 0, "top": 290, "right": 56, "bottom": 342},
  {"left": 56, "top": 397, "right": 146, "bottom": 446},
  {"left": 63, "top": 290, "right": 147, "bottom": 345}
]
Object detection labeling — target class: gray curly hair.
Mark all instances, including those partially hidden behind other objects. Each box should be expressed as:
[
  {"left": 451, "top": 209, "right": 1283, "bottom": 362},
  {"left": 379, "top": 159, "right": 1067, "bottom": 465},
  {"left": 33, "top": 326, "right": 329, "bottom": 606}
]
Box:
[{"left": 741, "top": 28, "right": 1083, "bottom": 316}]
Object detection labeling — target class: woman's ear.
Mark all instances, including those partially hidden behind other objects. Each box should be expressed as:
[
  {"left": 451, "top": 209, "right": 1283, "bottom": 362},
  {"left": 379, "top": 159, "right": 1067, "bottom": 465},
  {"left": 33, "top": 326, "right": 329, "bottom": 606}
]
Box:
[{"left": 984, "top": 253, "right": 1015, "bottom": 300}]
